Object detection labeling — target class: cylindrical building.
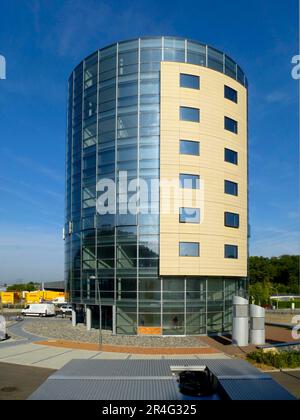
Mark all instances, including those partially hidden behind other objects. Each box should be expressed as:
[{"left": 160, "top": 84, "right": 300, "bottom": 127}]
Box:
[{"left": 65, "top": 37, "right": 248, "bottom": 336}]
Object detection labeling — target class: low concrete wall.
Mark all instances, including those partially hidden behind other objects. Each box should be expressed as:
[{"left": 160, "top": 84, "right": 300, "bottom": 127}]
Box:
[
  {"left": 266, "top": 310, "right": 300, "bottom": 326},
  {"left": 259, "top": 342, "right": 300, "bottom": 353}
]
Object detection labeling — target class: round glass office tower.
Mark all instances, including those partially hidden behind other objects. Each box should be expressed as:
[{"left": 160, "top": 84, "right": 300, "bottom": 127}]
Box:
[{"left": 65, "top": 37, "right": 248, "bottom": 336}]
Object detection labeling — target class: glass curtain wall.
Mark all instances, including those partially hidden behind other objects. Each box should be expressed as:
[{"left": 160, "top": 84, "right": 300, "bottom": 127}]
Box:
[{"left": 65, "top": 37, "right": 248, "bottom": 335}]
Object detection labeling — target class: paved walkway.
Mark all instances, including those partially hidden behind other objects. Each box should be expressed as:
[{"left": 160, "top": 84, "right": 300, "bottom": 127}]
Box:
[
  {"left": 0, "top": 341, "right": 228, "bottom": 369},
  {"left": 200, "top": 325, "right": 300, "bottom": 357},
  {"left": 0, "top": 320, "right": 228, "bottom": 369}
]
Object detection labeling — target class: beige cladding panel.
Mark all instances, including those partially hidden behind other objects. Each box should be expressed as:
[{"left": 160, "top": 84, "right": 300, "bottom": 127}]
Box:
[{"left": 160, "top": 62, "right": 248, "bottom": 277}]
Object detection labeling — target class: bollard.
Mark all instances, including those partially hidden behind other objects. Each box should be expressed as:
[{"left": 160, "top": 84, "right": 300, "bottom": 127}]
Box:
[
  {"left": 86, "top": 306, "right": 92, "bottom": 331},
  {"left": 72, "top": 304, "right": 77, "bottom": 327},
  {"left": 232, "top": 296, "right": 249, "bottom": 347},
  {"left": 250, "top": 304, "right": 265, "bottom": 345}
]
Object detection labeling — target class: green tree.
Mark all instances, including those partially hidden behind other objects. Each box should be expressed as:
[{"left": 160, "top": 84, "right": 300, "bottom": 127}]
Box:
[
  {"left": 6, "top": 282, "right": 38, "bottom": 292},
  {"left": 249, "top": 255, "right": 300, "bottom": 295},
  {"left": 249, "top": 281, "right": 272, "bottom": 306}
]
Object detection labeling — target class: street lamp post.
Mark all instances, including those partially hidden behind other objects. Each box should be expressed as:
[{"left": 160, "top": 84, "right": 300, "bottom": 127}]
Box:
[{"left": 89, "top": 276, "right": 102, "bottom": 348}]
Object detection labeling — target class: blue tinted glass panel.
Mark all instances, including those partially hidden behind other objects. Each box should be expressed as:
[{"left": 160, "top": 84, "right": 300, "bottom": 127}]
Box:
[
  {"left": 180, "top": 107, "right": 200, "bottom": 122},
  {"left": 237, "top": 66, "right": 245, "bottom": 85},
  {"left": 225, "top": 148, "right": 238, "bottom": 165},
  {"left": 180, "top": 208, "right": 200, "bottom": 224},
  {"left": 225, "top": 116, "right": 238, "bottom": 134},
  {"left": 225, "top": 245, "right": 238, "bottom": 259},
  {"left": 207, "top": 47, "right": 223, "bottom": 72},
  {"left": 187, "top": 41, "right": 206, "bottom": 66},
  {"left": 224, "top": 85, "right": 238, "bottom": 103},
  {"left": 164, "top": 49, "right": 185, "bottom": 62},
  {"left": 180, "top": 74, "right": 200, "bottom": 89},
  {"left": 225, "top": 180, "right": 238, "bottom": 196},
  {"left": 225, "top": 212, "right": 240, "bottom": 228},
  {"left": 180, "top": 242, "right": 200, "bottom": 257},
  {"left": 180, "top": 140, "right": 200, "bottom": 156},
  {"left": 180, "top": 174, "right": 200, "bottom": 189},
  {"left": 225, "top": 56, "right": 236, "bottom": 79}
]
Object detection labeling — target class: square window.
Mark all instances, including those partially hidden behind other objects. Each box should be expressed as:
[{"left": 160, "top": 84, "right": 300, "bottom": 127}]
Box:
[
  {"left": 180, "top": 242, "right": 200, "bottom": 257},
  {"left": 225, "top": 148, "right": 238, "bottom": 165},
  {"left": 180, "top": 174, "right": 200, "bottom": 189},
  {"left": 225, "top": 212, "right": 240, "bottom": 228},
  {"left": 180, "top": 74, "right": 200, "bottom": 89},
  {"left": 225, "top": 245, "right": 238, "bottom": 259},
  {"left": 225, "top": 180, "right": 238, "bottom": 196},
  {"left": 180, "top": 140, "right": 200, "bottom": 156},
  {"left": 225, "top": 116, "right": 238, "bottom": 134},
  {"left": 224, "top": 85, "right": 238, "bottom": 103},
  {"left": 180, "top": 106, "right": 200, "bottom": 123},
  {"left": 180, "top": 208, "right": 200, "bottom": 224}
]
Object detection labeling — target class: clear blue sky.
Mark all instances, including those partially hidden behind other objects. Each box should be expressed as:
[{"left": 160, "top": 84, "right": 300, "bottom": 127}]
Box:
[{"left": 0, "top": 0, "right": 298, "bottom": 283}]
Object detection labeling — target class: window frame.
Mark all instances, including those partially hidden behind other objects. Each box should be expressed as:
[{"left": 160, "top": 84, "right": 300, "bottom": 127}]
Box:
[
  {"left": 224, "top": 245, "right": 238, "bottom": 259},
  {"left": 180, "top": 106, "right": 200, "bottom": 123},
  {"left": 179, "top": 242, "right": 200, "bottom": 257},
  {"left": 180, "top": 73, "right": 200, "bottom": 90},
  {"left": 180, "top": 173, "right": 200, "bottom": 190},
  {"left": 224, "top": 85, "right": 238, "bottom": 103},
  {"left": 224, "top": 212, "right": 240, "bottom": 229},
  {"left": 225, "top": 148, "right": 238, "bottom": 165},
  {"left": 179, "top": 208, "right": 200, "bottom": 224},
  {"left": 180, "top": 140, "right": 200, "bottom": 156},
  {"left": 224, "top": 116, "right": 238, "bottom": 134},
  {"left": 224, "top": 180, "right": 238, "bottom": 196}
]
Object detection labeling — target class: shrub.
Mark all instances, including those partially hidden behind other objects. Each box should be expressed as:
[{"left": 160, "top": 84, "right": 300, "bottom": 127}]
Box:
[{"left": 248, "top": 350, "right": 300, "bottom": 369}]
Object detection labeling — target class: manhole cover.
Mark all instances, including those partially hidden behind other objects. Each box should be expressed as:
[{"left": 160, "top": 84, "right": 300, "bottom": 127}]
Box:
[{"left": 1, "top": 386, "right": 18, "bottom": 392}]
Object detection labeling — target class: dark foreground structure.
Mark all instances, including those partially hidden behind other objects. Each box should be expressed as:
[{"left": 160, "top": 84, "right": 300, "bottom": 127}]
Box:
[{"left": 29, "top": 359, "right": 295, "bottom": 401}]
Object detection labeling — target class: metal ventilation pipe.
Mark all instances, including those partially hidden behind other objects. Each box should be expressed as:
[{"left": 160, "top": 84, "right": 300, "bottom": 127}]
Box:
[
  {"left": 232, "top": 296, "right": 249, "bottom": 347},
  {"left": 250, "top": 304, "right": 265, "bottom": 345}
]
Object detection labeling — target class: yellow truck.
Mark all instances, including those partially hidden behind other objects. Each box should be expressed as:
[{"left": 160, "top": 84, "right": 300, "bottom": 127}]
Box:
[
  {"left": 24, "top": 291, "right": 44, "bottom": 304},
  {"left": 24, "top": 290, "right": 65, "bottom": 304},
  {"left": 0, "top": 292, "right": 21, "bottom": 305},
  {"left": 43, "top": 291, "right": 65, "bottom": 302}
]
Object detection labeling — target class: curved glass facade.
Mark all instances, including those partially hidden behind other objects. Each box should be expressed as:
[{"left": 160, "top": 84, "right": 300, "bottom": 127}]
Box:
[{"left": 65, "top": 37, "right": 248, "bottom": 335}]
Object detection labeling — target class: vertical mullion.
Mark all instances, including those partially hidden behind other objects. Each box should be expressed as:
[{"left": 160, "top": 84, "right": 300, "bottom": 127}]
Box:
[
  {"left": 95, "top": 50, "right": 100, "bottom": 305},
  {"left": 184, "top": 277, "right": 187, "bottom": 335},
  {"left": 205, "top": 277, "right": 208, "bottom": 335},
  {"left": 70, "top": 72, "right": 75, "bottom": 303},
  {"left": 114, "top": 44, "right": 119, "bottom": 326},
  {"left": 223, "top": 278, "right": 225, "bottom": 332},
  {"left": 137, "top": 38, "right": 141, "bottom": 333},
  {"left": 80, "top": 62, "right": 84, "bottom": 304},
  {"left": 161, "top": 277, "right": 163, "bottom": 335}
]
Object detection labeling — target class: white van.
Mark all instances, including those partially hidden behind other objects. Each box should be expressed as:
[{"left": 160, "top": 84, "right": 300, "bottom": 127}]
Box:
[
  {"left": 22, "top": 303, "right": 55, "bottom": 317},
  {"left": 53, "top": 296, "right": 66, "bottom": 305}
]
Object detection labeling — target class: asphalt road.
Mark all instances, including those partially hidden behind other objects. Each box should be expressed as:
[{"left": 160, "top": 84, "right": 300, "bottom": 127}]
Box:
[{"left": 0, "top": 362, "right": 55, "bottom": 400}]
